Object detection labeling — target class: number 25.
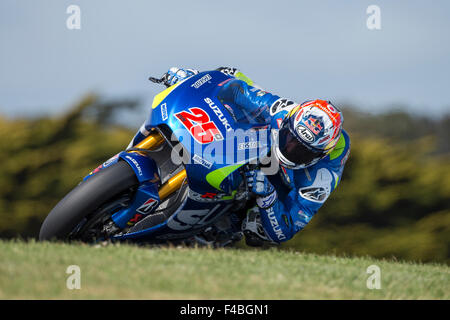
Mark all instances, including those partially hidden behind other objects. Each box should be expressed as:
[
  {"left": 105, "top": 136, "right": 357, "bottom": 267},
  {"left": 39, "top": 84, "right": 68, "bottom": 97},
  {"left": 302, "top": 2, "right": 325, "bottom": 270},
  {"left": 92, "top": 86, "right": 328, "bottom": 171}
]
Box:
[{"left": 175, "top": 108, "right": 223, "bottom": 144}]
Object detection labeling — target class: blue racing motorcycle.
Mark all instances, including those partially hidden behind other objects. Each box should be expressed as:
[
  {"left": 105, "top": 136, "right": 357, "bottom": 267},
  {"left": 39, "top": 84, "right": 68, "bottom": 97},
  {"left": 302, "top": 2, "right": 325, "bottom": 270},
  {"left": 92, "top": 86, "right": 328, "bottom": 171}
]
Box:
[{"left": 39, "top": 71, "right": 274, "bottom": 246}]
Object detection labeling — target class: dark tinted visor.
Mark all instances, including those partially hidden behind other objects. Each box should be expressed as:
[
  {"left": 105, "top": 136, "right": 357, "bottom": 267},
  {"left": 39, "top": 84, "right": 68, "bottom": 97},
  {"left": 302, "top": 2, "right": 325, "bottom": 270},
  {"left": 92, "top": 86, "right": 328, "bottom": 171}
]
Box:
[{"left": 278, "top": 125, "right": 326, "bottom": 167}]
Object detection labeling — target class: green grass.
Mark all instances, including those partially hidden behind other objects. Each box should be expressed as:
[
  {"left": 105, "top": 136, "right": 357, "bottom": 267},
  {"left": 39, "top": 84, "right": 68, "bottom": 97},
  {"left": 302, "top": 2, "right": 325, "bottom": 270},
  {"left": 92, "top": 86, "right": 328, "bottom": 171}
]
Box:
[{"left": 0, "top": 240, "right": 448, "bottom": 299}]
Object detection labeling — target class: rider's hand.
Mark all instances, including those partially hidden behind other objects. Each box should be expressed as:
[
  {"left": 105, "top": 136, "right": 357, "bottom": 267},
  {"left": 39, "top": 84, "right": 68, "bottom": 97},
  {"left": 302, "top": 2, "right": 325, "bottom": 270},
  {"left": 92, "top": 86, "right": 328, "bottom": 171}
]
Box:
[
  {"left": 162, "top": 67, "right": 198, "bottom": 87},
  {"left": 245, "top": 170, "right": 278, "bottom": 209},
  {"left": 245, "top": 170, "right": 274, "bottom": 197}
]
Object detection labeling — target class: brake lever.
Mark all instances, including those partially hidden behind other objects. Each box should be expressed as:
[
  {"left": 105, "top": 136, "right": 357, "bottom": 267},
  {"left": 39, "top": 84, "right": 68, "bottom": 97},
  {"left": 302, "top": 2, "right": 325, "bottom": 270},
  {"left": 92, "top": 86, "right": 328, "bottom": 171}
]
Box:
[{"left": 148, "top": 76, "right": 170, "bottom": 88}]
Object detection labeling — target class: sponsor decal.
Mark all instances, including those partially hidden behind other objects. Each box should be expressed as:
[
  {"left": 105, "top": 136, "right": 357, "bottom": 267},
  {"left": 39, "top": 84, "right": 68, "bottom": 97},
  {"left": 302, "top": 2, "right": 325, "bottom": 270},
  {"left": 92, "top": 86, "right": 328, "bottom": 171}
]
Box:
[
  {"left": 127, "top": 213, "right": 144, "bottom": 226},
  {"left": 326, "top": 103, "right": 337, "bottom": 113},
  {"left": 256, "top": 90, "right": 267, "bottom": 97},
  {"left": 317, "top": 136, "right": 330, "bottom": 144},
  {"left": 188, "top": 190, "right": 229, "bottom": 202},
  {"left": 204, "top": 97, "right": 233, "bottom": 132},
  {"left": 298, "top": 168, "right": 332, "bottom": 203},
  {"left": 299, "top": 187, "right": 327, "bottom": 202},
  {"left": 296, "top": 125, "right": 315, "bottom": 143},
  {"left": 90, "top": 166, "right": 101, "bottom": 175},
  {"left": 256, "top": 191, "right": 277, "bottom": 209},
  {"left": 201, "top": 192, "right": 217, "bottom": 199},
  {"left": 294, "top": 220, "right": 307, "bottom": 229},
  {"left": 161, "top": 103, "right": 168, "bottom": 121},
  {"left": 218, "top": 78, "right": 233, "bottom": 87},
  {"left": 192, "top": 154, "right": 213, "bottom": 169},
  {"left": 280, "top": 166, "right": 291, "bottom": 185},
  {"left": 168, "top": 208, "right": 211, "bottom": 230},
  {"left": 295, "top": 108, "right": 304, "bottom": 122},
  {"left": 136, "top": 197, "right": 159, "bottom": 214},
  {"left": 191, "top": 74, "right": 212, "bottom": 89},
  {"left": 127, "top": 196, "right": 159, "bottom": 226},
  {"left": 266, "top": 207, "right": 287, "bottom": 241},
  {"left": 341, "top": 148, "right": 350, "bottom": 166},
  {"left": 312, "top": 102, "right": 342, "bottom": 133},
  {"left": 89, "top": 153, "right": 120, "bottom": 176},
  {"left": 276, "top": 118, "right": 283, "bottom": 128},
  {"left": 304, "top": 115, "right": 324, "bottom": 135},
  {"left": 237, "top": 141, "right": 260, "bottom": 150},
  {"left": 102, "top": 153, "right": 119, "bottom": 168},
  {"left": 125, "top": 155, "right": 143, "bottom": 176},
  {"left": 218, "top": 67, "right": 237, "bottom": 76},
  {"left": 223, "top": 103, "right": 237, "bottom": 121},
  {"left": 282, "top": 214, "right": 290, "bottom": 227},
  {"left": 175, "top": 107, "right": 223, "bottom": 144},
  {"left": 317, "top": 102, "right": 340, "bottom": 122},
  {"left": 298, "top": 210, "right": 312, "bottom": 223},
  {"left": 270, "top": 98, "right": 296, "bottom": 116},
  {"left": 167, "top": 203, "right": 232, "bottom": 230}
]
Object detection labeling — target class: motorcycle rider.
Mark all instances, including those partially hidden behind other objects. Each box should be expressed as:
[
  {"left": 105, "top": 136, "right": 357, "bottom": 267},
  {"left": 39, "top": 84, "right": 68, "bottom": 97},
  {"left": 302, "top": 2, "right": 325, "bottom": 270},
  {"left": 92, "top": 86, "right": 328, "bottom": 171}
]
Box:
[{"left": 131, "top": 67, "right": 350, "bottom": 246}]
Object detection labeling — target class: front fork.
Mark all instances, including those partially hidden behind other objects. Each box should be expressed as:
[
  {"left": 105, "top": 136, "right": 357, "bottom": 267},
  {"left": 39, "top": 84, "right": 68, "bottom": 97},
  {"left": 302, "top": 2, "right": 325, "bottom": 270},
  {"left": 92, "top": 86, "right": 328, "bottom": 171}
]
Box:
[
  {"left": 97, "top": 130, "right": 188, "bottom": 229},
  {"left": 130, "top": 130, "right": 187, "bottom": 201}
]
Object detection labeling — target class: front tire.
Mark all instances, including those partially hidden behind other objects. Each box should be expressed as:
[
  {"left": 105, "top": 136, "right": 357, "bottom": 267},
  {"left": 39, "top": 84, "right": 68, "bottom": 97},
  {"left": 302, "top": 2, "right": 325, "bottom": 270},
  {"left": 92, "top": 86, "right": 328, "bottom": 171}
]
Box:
[{"left": 39, "top": 161, "right": 139, "bottom": 241}]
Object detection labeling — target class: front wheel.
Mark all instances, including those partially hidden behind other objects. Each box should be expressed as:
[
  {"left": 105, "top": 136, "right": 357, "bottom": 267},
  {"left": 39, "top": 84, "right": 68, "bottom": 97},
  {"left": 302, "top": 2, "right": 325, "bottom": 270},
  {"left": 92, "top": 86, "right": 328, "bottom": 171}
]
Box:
[{"left": 39, "top": 161, "right": 139, "bottom": 241}]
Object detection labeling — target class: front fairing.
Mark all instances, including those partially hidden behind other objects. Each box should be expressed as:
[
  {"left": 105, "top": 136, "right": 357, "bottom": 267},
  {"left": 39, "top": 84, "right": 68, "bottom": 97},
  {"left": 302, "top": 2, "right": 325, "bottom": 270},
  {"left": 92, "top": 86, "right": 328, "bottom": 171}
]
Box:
[{"left": 146, "top": 71, "right": 272, "bottom": 195}]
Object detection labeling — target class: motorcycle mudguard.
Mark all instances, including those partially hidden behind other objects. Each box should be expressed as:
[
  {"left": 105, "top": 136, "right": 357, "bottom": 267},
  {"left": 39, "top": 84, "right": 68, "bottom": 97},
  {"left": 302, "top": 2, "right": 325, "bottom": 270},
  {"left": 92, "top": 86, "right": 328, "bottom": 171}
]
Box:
[
  {"left": 118, "top": 151, "right": 159, "bottom": 183},
  {"left": 81, "top": 150, "right": 161, "bottom": 229},
  {"left": 83, "top": 151, "right": 159, "bottom": 184},
  {"left": 109, "top": 152, "right": 161, "bottom": 228}
]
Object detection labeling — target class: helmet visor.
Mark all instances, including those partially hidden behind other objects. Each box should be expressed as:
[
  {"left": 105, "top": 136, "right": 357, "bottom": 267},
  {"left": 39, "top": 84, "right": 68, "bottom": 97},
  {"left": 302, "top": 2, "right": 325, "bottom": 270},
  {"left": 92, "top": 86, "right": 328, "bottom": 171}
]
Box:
[{"left": 278, "top": 125, "right": 326, "bottom": 167}]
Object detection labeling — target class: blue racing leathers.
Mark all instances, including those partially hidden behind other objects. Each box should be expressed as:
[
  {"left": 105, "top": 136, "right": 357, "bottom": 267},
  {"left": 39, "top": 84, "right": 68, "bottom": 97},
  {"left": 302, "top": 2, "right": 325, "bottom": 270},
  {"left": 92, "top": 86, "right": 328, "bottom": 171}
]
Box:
[{"left": 216, "top": 69, "right": 351, "bottom": 243}]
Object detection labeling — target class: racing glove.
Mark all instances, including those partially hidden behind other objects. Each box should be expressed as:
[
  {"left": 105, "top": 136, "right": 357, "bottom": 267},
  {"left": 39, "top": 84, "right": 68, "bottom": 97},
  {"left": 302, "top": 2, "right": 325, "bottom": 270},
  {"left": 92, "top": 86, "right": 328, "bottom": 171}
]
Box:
[
  {"left": 162, "top": 67, "right": 199, "bottom": 87},
  {"left": 245, "top": 170, "right": 277, "bottom": 208},
  {"left": 243, "top": 170, "right": 278, "bottom": 245}
]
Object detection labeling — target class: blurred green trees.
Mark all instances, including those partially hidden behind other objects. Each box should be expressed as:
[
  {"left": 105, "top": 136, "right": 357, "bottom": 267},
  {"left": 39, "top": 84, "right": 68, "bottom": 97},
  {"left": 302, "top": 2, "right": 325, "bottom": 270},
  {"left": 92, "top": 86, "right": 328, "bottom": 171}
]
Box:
[
  {"left": 0, "top": 94, "right": 137, "bottom": 237},
  {"left": 0, "top": 96, "right": 448, "bottom": 264}
]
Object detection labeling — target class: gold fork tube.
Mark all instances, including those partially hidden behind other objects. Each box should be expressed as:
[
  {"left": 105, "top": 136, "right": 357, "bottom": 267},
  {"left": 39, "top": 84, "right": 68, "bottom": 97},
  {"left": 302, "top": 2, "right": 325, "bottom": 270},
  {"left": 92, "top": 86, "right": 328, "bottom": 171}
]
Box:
[
  {"left": 128, "top": 130, "right": 187, "bottom": 201},
  {"left": 132, "top": 130, "right": 165, "bottom": 152},
  {"left": 158, "top": 169, "right": 187, "bottom": 201}
]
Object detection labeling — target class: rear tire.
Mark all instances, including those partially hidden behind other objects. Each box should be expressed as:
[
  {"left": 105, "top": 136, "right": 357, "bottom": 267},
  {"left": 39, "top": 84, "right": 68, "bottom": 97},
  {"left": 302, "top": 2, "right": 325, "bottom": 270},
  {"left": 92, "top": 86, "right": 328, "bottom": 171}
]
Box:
[{"left": 39, "top": 161, "right": 139, "bottom": 241}]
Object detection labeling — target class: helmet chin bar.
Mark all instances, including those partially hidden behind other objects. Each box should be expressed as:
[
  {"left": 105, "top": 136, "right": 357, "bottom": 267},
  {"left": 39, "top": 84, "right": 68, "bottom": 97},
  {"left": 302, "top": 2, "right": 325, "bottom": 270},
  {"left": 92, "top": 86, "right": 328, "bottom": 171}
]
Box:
[
  {"left": 274, "top": 146, "right": 325, "bottom": 170},
  {"left": 271, "top": 129, "right": 304, "bottom": 170},
  {"left": 271, "top": 128, "right": 321, "bottom": 170},
  {"left": 274, "top": 146, "right": 303, "bottom": 170}
]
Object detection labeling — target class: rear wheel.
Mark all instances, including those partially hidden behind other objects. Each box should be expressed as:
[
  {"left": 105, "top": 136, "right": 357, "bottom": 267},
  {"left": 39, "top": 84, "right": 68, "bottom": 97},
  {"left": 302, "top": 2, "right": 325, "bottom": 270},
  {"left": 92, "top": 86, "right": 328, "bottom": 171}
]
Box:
[{"left": 39, "top": 161, "right": 139, "bottom": 241}]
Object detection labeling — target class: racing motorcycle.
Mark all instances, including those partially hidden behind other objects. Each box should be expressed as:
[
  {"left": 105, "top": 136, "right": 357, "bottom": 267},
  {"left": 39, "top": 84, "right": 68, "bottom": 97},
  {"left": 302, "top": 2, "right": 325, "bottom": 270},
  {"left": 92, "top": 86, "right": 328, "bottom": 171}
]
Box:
[{"left": 39, "top": 70, "right": 275, "bottom": 246}]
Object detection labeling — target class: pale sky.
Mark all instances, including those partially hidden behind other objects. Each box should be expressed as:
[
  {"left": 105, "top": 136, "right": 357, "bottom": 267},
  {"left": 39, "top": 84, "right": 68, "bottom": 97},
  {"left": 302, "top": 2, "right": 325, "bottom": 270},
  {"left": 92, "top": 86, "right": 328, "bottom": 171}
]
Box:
[{"left": 1, "top": 0, "right": 449, "bottom": 124}]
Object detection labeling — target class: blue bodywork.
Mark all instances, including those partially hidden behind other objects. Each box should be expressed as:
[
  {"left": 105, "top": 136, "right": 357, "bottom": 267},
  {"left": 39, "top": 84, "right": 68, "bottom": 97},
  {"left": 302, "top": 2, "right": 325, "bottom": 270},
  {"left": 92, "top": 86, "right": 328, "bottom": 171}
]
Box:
[{"left": 84, "top": 71, "right": 271, "bottom": 242}]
